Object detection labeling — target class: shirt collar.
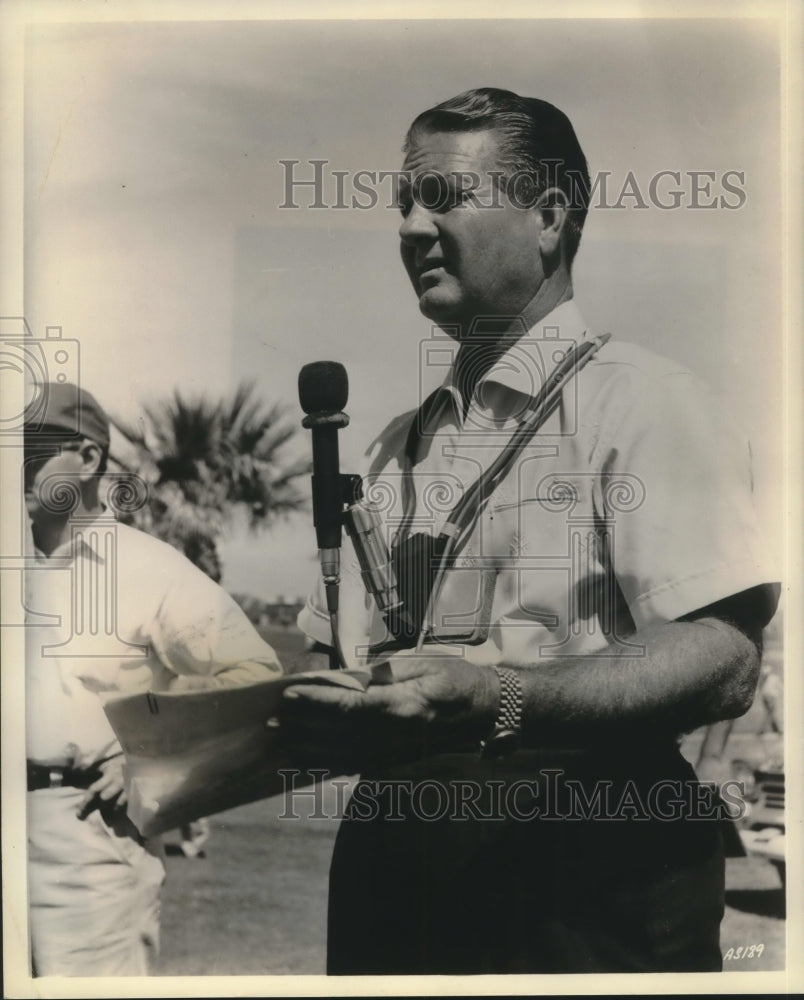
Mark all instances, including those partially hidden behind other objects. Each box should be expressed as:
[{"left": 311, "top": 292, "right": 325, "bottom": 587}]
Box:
[
  {"left": 443, "top": 299, "right": 589, "bottom": 404},
  {"left": 29, "top": 510, "right": 116, "bottom": 563}
]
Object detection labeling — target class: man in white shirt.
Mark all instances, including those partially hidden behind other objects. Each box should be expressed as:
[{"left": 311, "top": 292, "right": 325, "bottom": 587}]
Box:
[
  {"left": 286, "top": 88, "right": 779, "bottom": 973},
  {"left": 24, "top": 381, "right": 282, "bottom": 976}
]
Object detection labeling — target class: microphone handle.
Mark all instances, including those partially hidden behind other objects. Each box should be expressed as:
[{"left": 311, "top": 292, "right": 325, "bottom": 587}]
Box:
[
  {"left": 310, "top": 422, "right": 343, "bottom": 556},
  {"left": 302, "top": 410, "right": 349, "bottom": 581}
]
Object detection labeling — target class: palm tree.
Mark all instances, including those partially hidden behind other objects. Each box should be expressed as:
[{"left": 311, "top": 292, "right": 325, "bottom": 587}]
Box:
[{"left": 109, "top": 382, "right": 309, "bottom": 581}]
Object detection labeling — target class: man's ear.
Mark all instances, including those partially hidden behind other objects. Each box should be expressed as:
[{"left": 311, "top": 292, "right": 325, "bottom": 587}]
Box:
[
  {"left": 78, "top": 440, "right": 103, "bottom": 481},
  {"left": 535, "top": 187, "right": 569, "bottom": 257}
]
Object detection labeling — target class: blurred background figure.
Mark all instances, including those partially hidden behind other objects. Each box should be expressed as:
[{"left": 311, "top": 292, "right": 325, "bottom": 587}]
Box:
[
  {"left": 179, "top": 818, "right": 211, "bottom": 859},
  {"left": 759, "top": 663, "right": 783, "bottom": 735}
]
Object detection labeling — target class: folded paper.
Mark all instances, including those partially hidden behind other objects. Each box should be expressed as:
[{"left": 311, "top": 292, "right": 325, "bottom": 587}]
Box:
[{"left": 103, "top": 670, "right": 372, "bottom": 836}]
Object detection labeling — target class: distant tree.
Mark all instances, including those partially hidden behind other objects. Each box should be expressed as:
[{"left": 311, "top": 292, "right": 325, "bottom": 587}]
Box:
[
  {"left": 232, "top": 593, "right": 267, "bottom": 625},
  {"left": 109, "top": 381, "right": 309, "bottom": 581}
]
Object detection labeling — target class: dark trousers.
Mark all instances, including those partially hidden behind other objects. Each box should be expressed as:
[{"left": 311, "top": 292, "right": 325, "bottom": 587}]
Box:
[{"left": 327, "top": 748, "right": 725, "bottom": 975}]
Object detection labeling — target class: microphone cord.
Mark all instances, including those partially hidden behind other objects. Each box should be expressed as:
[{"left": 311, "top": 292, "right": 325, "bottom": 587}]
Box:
[
  {"left": 325, "top": 581, "right": 349, "bottom": 670},
  {"left": 328, "top": 612, "right": 350, "bottom": 670}
]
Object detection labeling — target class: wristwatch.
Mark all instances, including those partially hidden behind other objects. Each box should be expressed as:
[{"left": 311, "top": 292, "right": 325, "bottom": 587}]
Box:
[{"left": 479, "top": 666, "right": 523, "bottom": 759}]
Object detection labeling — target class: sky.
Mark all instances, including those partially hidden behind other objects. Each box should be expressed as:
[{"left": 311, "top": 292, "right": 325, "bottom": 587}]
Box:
[{"left": 19, "top": 13, "right": 786, "bottom": 601}]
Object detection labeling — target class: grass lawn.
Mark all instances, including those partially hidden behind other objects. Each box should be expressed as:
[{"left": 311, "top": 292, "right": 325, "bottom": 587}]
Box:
[{"left": 157, "top": 794, "right": 338, "bottom": 975}]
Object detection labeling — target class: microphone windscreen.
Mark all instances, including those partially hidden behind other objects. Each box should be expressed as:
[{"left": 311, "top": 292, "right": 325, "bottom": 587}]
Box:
[{"left": 298, "top": 361, "right": 349, "bottom": 414}]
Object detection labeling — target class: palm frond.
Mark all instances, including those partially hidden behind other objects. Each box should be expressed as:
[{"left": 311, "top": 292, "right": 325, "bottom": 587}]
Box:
[{"left": 114, "top": 380, "right": 309, "bottom": 576}]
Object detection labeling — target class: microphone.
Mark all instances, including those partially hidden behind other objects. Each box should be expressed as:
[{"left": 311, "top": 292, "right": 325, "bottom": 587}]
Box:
[
  {"left": 298, "top": 360, "right": 413, "bottom": 656},
  {"left": 298, "top": 361, "right": 350, "bottom": 612}
]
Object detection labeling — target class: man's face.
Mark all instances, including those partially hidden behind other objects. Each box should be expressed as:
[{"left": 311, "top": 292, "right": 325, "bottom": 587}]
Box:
[
  {"left": 23, "top": 435, "right": 84, "bottom": 523},
  {"left": 398, "top": 128, "right": 544, "bottom": 332}
]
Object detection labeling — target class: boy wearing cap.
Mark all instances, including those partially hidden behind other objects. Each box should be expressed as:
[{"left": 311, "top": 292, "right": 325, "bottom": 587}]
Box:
[{"left": 23, "top": 381, "right": 283, "bottom": 977}]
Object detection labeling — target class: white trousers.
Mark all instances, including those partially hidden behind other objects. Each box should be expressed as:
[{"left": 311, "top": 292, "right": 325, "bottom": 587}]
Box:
[{"left": 28, "top": 787, "right": 165, "bottom": 976}]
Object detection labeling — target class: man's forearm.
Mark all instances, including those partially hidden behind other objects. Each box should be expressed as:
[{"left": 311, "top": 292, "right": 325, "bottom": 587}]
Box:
[
  {"left": 168, "top": 659, "right": 282, "bottom": 691},
  {"left": 279, "top": 614, "right": 762, "bottom": 765},
  {"left": 505, "top": 616, "right": 760, "bottom": 746}
]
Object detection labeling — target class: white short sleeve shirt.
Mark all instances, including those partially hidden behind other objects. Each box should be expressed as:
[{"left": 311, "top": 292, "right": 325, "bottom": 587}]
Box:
[
  {"left": 26, "top": 518, "right": 282, "bottom": 768},
  {"left": 298, "top": 301, "right": 778, "bottom": 668}
]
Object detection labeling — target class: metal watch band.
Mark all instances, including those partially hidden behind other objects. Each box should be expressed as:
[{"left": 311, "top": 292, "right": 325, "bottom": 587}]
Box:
[{"left": 480, "top": 666, "right": 523, "bottom": 758}]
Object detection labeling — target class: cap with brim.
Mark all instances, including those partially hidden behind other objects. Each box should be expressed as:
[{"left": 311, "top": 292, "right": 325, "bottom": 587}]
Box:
[{"left": 24, "top": 382, "right": 110, "bottom": 451}]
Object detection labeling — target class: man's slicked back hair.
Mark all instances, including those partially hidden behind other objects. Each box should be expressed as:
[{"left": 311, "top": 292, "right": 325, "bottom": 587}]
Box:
[{"left": 405, "top": 87, "right": 591, "bottom": 265}]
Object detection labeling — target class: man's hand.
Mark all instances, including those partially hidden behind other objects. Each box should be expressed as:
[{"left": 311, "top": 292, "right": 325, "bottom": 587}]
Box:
[
  {"left": 76, "top": 755, "right": 127, "bottom": 821},
  {"left": 278, "top": 653, "right": 500, "bottom": 769}
]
